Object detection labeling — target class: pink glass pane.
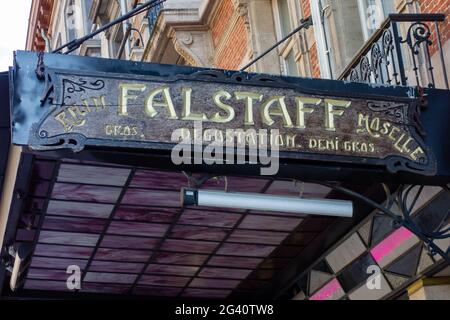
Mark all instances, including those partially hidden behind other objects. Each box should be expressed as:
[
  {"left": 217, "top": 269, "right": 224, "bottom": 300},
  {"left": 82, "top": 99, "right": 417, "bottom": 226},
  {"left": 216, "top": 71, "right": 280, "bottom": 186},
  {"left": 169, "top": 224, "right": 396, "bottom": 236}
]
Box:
[
  {"left": 228, "top": 230, "right": 288, "bottom": 245},
  {"left": 238, "top": 215, "right": 303, "bottom": 231},
  {"left": 139, "top": 275, "right": 191, "bottom": 287},
  {"left": 146, "top": 264, "right": 199, "bottom": 277},
  {"left": 122, "top": 189, "right": 180, "bottom": 207},
  {"left": 370, "top": 227, "right": 415, "bottom": 264},
  {"left": 27, "top": 268, "right": 73, "bottom": 281},
  {"left": 152, "top": 252, "right": 209, "bottom": 266},
  {"left": 100, "top": 235, "right": 161, "bottom": 250},
  {"left": 106, "top": 221, "right": 169, "bottom": 237},
  {"left": 38, "top": 231, "right": 99, "bottom": 247},
  {"left": 34, "top": 244, "right": 94, "bottom": 259},
  {"left": 182, "top": 288, "right": 231, "bottom": 299},
  {"left": 217, "top": 243, "right": 276, "bottom": 257},
  {"left": 52, "top": 183, "right": 122, "bottom": 203},
  {"left": 114, "top": 206, "right": 178, "bottom": 223},
  {"left": 94, "top": 248, "right": 151, "bottom": 262},
  {"left": 84, "top": 272, "right": 137, "bottom": 284},
  {"left": 30, "top": 256, "right": 88, "bottom": 270},
  {"left": 178, "top": 209, "right": 241, "bottom": 228},
  {"left": 89, "top": 261, "right": 145, "bottom": 273},
  {"left": 169, "top": 225, "right": 229, "bottom": 242},
  {"left": 207, "top": 256, "right": 263, "bottom": 269},
  {"left": 81, "top": 283, "right": 131, "bottom": 294},
  {"left": 130, "top": 170, "right": 187, "bottom": 190},
  {"left": 160, "top": 239, "right": 219, "bottom": 254},
  {"left": 46, "top": 200, "right": 113, "bottom": 218},
  {"left": 24, "top": 279, "right": 71, "bottom": 292},
  {"left": 309, "top": 278, "right": 343, "bottom": 300},
  {"left": 42, "top": 216, "right": 106, "bottom": 233},
  {"left": 189, "top": 278, "right": 240, "bottom": 289},
  {"left": 133, "top": 286, "right": 182, "bottom": 296},
  {"left": 57, "top": 164, "right": 130, "bottom": 186},
  {"left": 198, "top": 267, "right": 252, "bottom": 280}
]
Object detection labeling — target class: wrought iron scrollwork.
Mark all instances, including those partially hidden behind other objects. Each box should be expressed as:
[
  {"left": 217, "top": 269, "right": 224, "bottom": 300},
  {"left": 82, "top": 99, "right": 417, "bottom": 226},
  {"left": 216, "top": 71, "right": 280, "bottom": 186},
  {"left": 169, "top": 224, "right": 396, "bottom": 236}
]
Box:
[
  {"left": 401, "top": 22, "right": 432, "bottom": 55},
  {"left": 346, "top": 29, "right": 396, "bottom": 85},
  {"left": 316, "top": 181, "right": 450, "bottom": 263},
  {"left": 359, "top": 56, "right": 371, "bottom": 82},
  {"left": 371, "top": 43, "right": 383, "bottom": 82},
  {"left": 63, "top": 78, "right": 105, "bottom": 101},
  {"left": 343, "top": 15, "right": 444, "bottom": 89},
  {"left": 349, "top": 69, "right": 360, "bottom": 82}
]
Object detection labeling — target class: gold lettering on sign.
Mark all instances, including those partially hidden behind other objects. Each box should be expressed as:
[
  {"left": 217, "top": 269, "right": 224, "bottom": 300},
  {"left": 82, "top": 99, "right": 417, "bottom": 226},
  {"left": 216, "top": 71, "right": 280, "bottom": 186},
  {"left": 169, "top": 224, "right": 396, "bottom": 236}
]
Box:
[
  {"left": 324, "top": 99, "right": 351, "bottom": 131},
  {"left": 105, "top": 125, "right": 139, "bottom": 137},
  {"left": 235, "top": 92, "right": 263, "bottom": 126},
  {"left": 295, "top": 97, "right": 321, "bottom": 129},
  {"left": 118, "top": 83, "right": 146, "bottom": 116},
  {"left": 54, "top": 95, "right": 107, "bottom": 132},
  {"left": 182, "top": 87, "right": 208, "bottom": 121},
  {"left": 261, "top": 96, "right": 294, "bottom": 128},
  {"left": 145, "top": 86, "right": 178, "bottom": 119},
  {"left": 212, "top": 90, "right": 235, "bottom": 123},
  {"left": 356, "top": 112, "right": 425, "bottom": 160}
]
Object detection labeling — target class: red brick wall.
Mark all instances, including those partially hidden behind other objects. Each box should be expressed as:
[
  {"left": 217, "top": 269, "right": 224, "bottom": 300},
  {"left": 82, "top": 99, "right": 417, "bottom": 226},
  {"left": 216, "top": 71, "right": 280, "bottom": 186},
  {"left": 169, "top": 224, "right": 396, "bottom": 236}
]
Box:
[
  {"left": 299, "top": 0, "right": 320, "bottom": 78},
  {"left": 211, "top": 0, "right": 248, "bottom": 70},
  {"left": 309, "top": 43, "right": 321, "bottom": 78},
  {"left": 300, "top": 0, "right": 311, "bottom": 17},
  {"left": 214, "top": 17, "right": 248, "bottom": 70},
  {"left": 420, "top": 0, "right": 450, "bottom": 56},
  {"left": 211, "top": 0, "right": 235, "bottom": 48}
]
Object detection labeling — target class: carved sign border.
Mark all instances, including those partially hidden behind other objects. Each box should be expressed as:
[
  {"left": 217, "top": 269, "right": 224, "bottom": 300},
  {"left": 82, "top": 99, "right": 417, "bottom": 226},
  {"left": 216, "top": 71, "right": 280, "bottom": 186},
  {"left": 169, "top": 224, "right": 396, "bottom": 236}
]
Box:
[{"left": 29, "top": 67, "right": 437, "bottom": 176}]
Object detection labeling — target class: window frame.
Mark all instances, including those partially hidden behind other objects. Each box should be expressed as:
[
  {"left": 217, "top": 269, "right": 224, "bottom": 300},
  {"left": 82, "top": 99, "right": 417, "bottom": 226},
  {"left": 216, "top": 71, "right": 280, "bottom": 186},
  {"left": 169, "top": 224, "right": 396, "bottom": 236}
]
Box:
[
  {"left": 357, "top": 0, "right": 396, "bottom": 41},
  {"left": 271, "top": 0, "right": 302, "bottom": 76}
]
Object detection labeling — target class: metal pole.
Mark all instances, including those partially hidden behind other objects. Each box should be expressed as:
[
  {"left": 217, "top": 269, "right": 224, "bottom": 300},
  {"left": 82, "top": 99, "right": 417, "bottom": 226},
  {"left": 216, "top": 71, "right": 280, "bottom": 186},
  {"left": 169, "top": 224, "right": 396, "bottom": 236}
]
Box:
[{"left": 391, "top": 21, "right": 408, "bottom": 86}]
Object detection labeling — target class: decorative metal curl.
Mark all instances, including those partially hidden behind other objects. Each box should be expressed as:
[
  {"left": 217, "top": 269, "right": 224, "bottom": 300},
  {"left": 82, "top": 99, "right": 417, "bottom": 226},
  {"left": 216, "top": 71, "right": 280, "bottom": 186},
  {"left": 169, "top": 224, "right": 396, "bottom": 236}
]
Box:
[
  {"left": 371, "top": 43, "right": 383, "bottom": 80},
  {"left": 349, "top": 69, "right": 360, "bottom": 82},
  {"left": 401, "top": 22, "right": 432, "bottom": 55},
  {"left": 382, "top": 29, "right": 394, "bottom": 56},
  {"left": 359, "top": 56, "right": 371, "bottom": 82}
]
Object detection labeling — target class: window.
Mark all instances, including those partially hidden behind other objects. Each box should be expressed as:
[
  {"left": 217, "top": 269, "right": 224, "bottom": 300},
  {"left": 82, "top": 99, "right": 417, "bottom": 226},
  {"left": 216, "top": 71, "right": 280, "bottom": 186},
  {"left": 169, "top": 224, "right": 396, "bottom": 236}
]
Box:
[
  {"left": 54, "top": 33, "right": 62, "bottom": 52},
  {"left": 276, "top": 0, "right": 293, "bottom": 38},
  {"left": 284, "top": 48, "right": 299, "bottom": 76},
  {"left": 312, "top": 0, "right": 396, "bottom": 79},
  {"left": 82, "top": 0, "right": 94, "bottom": 35},
  {"left": 110, "top": 25, "right": 125, "bottom": 59},
  {"left": 272, "top": 0, "right": 301, "bottom": 76},
  {"left": 358, "top": 0, "right": 396, "bottom": 40},
  {"left": 65, "top": 0, "right": 77, "bottom": 43}
]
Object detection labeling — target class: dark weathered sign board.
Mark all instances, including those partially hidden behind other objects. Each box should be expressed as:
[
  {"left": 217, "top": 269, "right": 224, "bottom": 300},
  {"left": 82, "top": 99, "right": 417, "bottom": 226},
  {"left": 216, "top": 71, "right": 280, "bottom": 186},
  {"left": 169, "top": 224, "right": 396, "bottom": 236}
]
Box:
[{"left": 11, "top": 51, "right": 450, "bottom": 180}]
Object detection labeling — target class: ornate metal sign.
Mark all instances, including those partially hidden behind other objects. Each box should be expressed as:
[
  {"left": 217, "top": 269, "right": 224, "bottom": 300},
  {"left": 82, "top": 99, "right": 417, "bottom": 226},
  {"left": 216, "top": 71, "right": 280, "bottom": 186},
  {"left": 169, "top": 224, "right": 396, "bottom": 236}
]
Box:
[{"left": 29, "top": 66, "right": 435, "bottom": 176}]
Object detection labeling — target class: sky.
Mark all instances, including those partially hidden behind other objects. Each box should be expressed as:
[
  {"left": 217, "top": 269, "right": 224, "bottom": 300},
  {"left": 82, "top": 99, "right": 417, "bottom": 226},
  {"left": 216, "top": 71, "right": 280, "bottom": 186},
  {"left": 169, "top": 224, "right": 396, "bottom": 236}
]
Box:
[{"left": 0, "top": 1, "right": 32, "bottom": 71}]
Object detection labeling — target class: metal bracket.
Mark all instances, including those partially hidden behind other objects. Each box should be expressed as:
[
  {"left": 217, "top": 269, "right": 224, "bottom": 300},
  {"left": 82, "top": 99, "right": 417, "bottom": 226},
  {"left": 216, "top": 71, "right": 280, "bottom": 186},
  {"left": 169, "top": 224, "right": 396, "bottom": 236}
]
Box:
[{"left": 316, "top": 181, "right": 450, "bottom": 263}]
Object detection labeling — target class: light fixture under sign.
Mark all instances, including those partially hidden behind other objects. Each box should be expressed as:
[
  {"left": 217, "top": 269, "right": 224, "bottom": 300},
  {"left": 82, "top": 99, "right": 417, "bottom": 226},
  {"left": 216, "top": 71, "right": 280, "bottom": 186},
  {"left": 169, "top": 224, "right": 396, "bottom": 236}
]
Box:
[{"left": 181, "top": 188, "right": 353, "bottom": 218}]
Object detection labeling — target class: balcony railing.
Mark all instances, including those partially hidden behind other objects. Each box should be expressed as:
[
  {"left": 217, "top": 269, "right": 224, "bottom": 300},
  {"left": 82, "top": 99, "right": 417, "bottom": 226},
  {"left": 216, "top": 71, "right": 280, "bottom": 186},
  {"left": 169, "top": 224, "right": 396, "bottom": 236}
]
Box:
[
  {"left": 340, "top": 14, "right": 448, "bottom": 90},
  {"left": 147, "top": 2, "right": 164, "bottom": 36}
]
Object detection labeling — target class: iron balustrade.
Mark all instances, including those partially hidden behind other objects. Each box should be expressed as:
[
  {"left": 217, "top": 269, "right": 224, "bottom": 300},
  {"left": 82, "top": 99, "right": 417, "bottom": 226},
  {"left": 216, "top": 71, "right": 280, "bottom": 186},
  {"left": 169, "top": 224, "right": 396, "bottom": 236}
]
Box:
[
  {"left": 339, "top": 14, "right": 448, "bottom": 90},
  {"left": 147, "top": 1, "right": 164, "bottom": 36}
]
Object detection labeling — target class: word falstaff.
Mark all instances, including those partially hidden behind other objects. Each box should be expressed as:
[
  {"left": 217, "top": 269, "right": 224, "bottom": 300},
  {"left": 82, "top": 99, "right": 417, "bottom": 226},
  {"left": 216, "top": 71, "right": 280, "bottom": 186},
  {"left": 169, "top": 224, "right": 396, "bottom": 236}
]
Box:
[{"left": 117, "top": 83, "right": 350, "bottom": 131}]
